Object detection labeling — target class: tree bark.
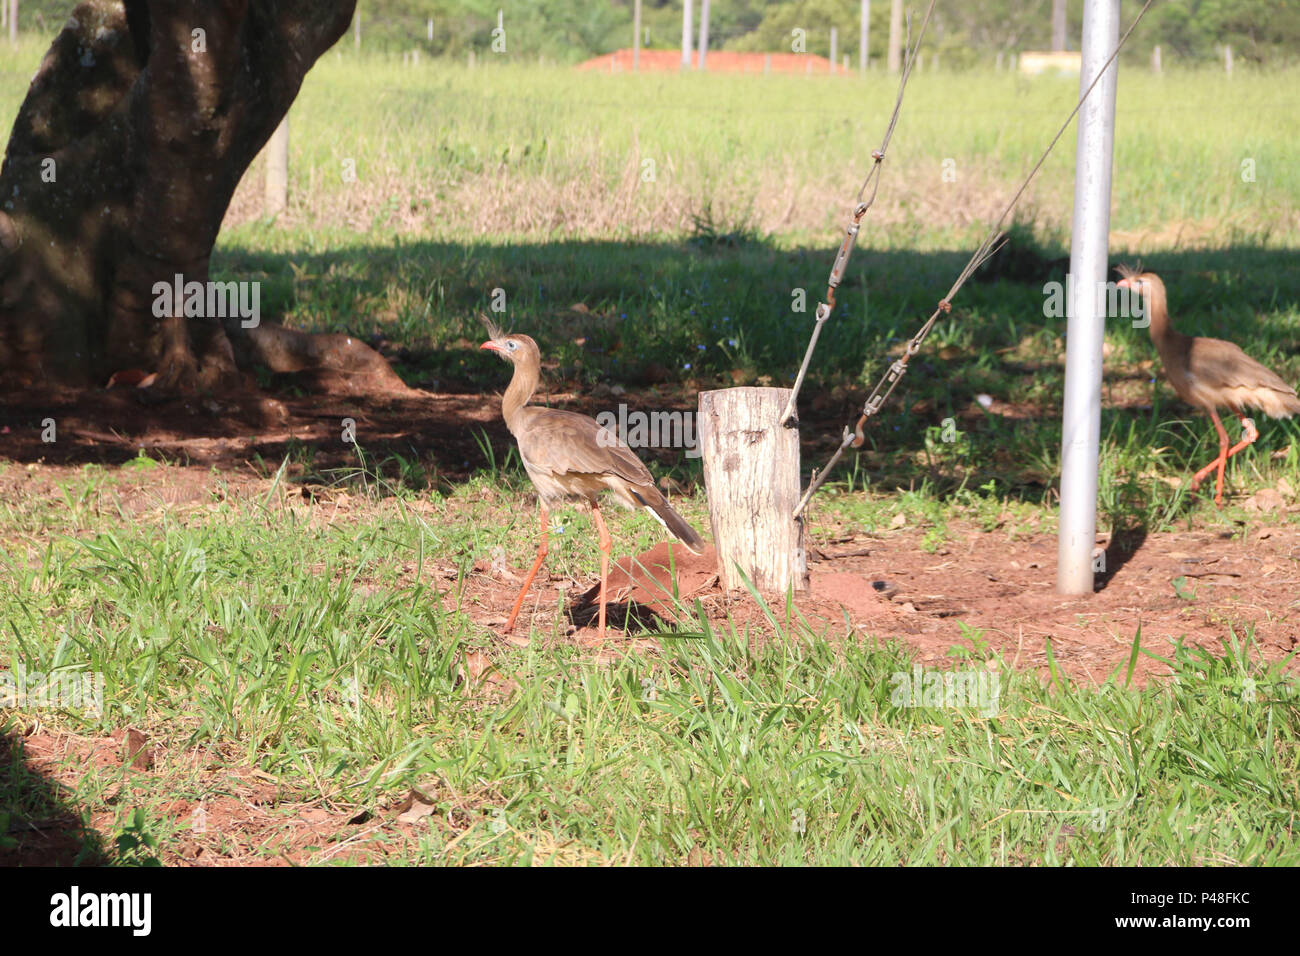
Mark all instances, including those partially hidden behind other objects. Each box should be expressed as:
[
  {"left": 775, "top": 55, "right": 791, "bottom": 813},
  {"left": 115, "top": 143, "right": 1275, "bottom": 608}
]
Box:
[
  {"left": 698, "top": 387, "right": 809, "bottom": 595},
  {"left": 1051, "top": 0, "right": 1067, "bottom": 52},
  {"left": 0, "top": 0, "right": 400, "bottom": 395}
]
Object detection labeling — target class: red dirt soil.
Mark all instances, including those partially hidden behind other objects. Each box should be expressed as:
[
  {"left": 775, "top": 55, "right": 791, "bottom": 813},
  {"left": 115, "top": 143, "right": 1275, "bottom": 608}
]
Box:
[
  {"left": 476, "top": 522, "right": 1300, "bottom": 684},
  {"left": 577, "top": 49, "right": 838, "bottom": 74}
]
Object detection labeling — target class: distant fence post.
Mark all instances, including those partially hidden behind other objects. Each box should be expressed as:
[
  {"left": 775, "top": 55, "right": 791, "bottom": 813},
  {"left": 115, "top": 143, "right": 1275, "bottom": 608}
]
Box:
[
  {"left": 427, "top": 19, "right": 433, "bottom": 42},
  {"left": 830, "top": 26, "right": 837, "bottom": 74},
  {"left": 264, "top": 114, "right": 289, "bottom": 218},
  {"left": 633, "top": 0, "right": 641, "bottom": 71},
  {"left": 698, "top": 0, "right": 710, "bottom": 70},
  {"left": 681, "top": 0, "right": 692, "bottom": 69},
  {"left": 1224, "top": 44, "right": 1233, "bottom": 74},
  {"left": 353, "top": 10, "right": 360, "bottom": 51},
  {"left": 1151, "top": 44, "right": 1161, "bottom": 72},
  {"left": 8, "top": 0, "right": 15, "bottom": 45},
  {"left": 860, "top": 0, "right": 869, "bottom": 74}
]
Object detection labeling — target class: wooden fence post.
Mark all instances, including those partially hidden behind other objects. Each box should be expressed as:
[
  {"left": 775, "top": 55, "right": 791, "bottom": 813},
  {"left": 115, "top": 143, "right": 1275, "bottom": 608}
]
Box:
[{"left": 698, "top": 387, "right": 809, "bottom": 594}]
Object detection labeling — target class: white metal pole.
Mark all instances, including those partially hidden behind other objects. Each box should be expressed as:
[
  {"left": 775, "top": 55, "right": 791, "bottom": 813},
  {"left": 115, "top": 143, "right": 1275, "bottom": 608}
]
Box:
[
  {"left": 1058, "top": 0, "right": 1120, "bottom": 595},
  {"left": 682, "top": 0, "right": 692, "bottom": 69}
]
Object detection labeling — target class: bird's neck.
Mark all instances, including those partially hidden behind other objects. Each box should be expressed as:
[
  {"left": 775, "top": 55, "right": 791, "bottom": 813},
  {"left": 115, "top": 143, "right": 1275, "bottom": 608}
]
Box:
[
  {"left": 502, "top": 359, "right": 540, "bottom": 433},
  {"left": 1142, "top": 283, "right": 1178, "bottom": 346}
]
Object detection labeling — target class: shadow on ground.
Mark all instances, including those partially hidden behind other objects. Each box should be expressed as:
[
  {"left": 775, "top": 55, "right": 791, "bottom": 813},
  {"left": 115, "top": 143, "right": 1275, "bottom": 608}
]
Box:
[
  {"left": 2, "top": 237, "right": 1297, "bottom": 519},
  {"left": 0, "top": 730, "right": 109, "bottom": 865}
]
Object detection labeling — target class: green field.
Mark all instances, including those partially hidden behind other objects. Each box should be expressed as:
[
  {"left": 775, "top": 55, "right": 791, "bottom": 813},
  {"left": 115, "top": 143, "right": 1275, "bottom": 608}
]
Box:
[{"left": 1, "top": 42, "right": 1298, "bottom": 865}]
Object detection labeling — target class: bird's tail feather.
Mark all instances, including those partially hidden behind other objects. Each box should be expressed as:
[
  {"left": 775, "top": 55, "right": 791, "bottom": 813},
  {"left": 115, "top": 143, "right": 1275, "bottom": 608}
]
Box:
[{"left": 631, "top": 486, "right": 704, "bottom": 555}]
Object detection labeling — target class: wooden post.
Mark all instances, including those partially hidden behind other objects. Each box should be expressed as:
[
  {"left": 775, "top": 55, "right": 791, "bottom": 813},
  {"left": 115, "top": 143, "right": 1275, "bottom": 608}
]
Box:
[
  {"left": 1151, "top": 44, "right": 1161, "bottom": 73},
  {"left": 354, "top": 9, "right": 360, "bottom": 51},
  {"left": 698, "top": 0, "right": 710, "bottom": 70},
  {"left": 698, "top": 388, "right": 809, "bottom": 594},
  {"left": 1224, "top": 44, "right": 1233, "bottom": 75},
  {"left": 264, "top": 114, "right": 289, "bottom": 217},
  {"left": 8, "top": 0, "right": 15, "bottom": 45},
  {"left": 633, "top": 0, "right": 641, "bottom": 71},
  {"left": 830, "top": 26, "right": 837, "bottom": 74},
  {"left": 859, "top": 0, "right": 869, "bottom": 74}
]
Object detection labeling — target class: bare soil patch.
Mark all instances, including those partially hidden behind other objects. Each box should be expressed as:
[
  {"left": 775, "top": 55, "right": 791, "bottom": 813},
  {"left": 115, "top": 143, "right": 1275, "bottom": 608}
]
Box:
[{"left": 471, "top": 521, "right": 1299, "bottom": 685}]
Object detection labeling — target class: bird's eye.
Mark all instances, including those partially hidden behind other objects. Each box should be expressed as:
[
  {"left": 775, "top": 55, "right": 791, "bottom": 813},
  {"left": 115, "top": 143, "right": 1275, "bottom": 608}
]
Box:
[{"left": 506, "top": 341, "right": 518, "bottom": 351}]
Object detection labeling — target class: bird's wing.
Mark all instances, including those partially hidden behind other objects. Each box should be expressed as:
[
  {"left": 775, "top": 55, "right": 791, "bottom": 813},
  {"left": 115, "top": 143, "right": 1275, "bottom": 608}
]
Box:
[
  {"left": 515, "top": 407, "right": 655, "bottom": 484},
  {"left": 1188, "top": 337, "right": 1298, "bottom": 396}
]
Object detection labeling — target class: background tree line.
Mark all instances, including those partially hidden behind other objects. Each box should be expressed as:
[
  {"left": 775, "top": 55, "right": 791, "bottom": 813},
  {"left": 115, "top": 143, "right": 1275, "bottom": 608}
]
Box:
[{"left": 8, "top": 0, "right": 1297, "bottom": 65}]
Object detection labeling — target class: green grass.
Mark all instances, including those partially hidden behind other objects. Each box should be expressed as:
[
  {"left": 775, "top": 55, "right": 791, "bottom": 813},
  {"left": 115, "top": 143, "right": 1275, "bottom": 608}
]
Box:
[
  {"left": 1, "top": 41, "right": 1299, "bottom": 864},
  {"left": 1, "top": 470, "right": 1297, "bottom": 865}
]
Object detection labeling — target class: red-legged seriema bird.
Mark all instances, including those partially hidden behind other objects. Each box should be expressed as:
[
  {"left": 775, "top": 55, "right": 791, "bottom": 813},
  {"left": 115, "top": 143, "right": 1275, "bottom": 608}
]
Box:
[
  {"left": 1117, "top": 267, "right": 1300, "bottom": 506},
  {"left": 480, "top": 324, "right": 704, "bottom": 639}
]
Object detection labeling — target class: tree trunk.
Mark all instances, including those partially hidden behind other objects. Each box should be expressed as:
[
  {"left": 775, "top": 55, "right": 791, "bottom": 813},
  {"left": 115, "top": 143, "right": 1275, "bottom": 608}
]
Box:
[
  {"left": 1051, "top": 0, "right": 1067, "bottom": 52},
  {"left": 887, "top": 0, "right": 903, "bottom": 73},
  {"left": 0, "top": 0, "right": 401, "bottom": 395},
  {"left": 698, "top": 387, "right": 809, "bottom": 595}
]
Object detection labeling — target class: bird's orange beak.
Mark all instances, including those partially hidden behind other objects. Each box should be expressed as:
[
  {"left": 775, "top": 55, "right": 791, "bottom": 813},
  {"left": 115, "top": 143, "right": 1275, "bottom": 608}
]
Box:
[{"left": 480, "top": 340, "right": 503, "bottom": 352}]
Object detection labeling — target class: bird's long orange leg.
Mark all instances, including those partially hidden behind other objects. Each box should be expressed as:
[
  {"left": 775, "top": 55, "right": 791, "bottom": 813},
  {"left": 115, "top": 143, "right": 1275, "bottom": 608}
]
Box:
[
  {"left": 1225, "top": 415, "right": 1259, "bottom": 462},
  {"left": 590, "top": 503, "right": 612, "bottom": 641},
  {"left": 1191, "top": 409, "right": 1232, "bottom": 506},
  {"left": 505, "top": 506, "right": 548, "bottom": 634},
  {"left": 1212, "top": 415, "right": 1261, "bottom": 507}
]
